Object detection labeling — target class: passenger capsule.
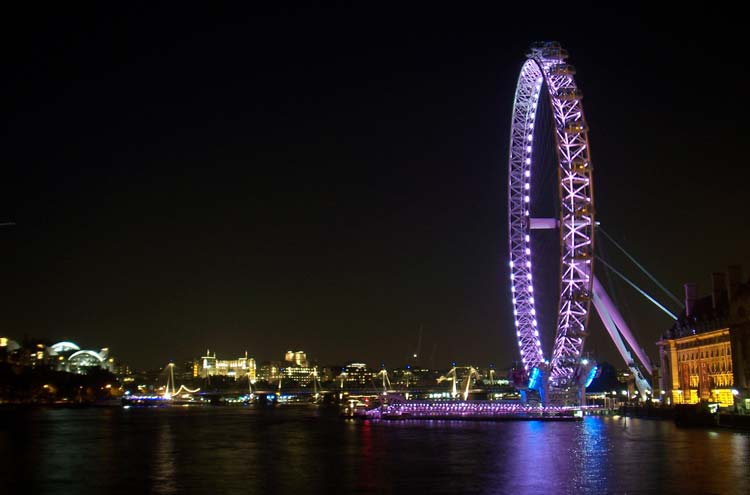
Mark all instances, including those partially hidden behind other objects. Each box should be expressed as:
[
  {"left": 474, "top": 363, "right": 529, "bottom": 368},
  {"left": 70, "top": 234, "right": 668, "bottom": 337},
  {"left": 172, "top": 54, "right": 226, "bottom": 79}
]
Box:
[
  {"left": 567, "top": 290, "right": 592, "bottom": 303},
  {"left": 549, "top": 63, "right": 576, "bottom": 76},
  {"left": 573, "top": 204, "right": 595, "bottom": 218},
  {"left": 541, "top": 46, "right": 569, "bottom": 60},
  {"left": 569, "top": 159, "right": 591, "bottom": 173},
  {"left": 563, "top": 120, "right": 588, "bottom": 135},
  {"left": 573, "top": 248, "right": 592, "bottom": 261},
  {"left": 557, "top": 88, "right": 583, "bottom": 101}
]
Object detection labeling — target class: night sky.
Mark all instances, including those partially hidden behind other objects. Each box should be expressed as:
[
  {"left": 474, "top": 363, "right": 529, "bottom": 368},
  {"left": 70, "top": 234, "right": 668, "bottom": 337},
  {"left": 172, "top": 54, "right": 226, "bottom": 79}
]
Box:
[{"left": 3, "top": 5, "right": 748, "bottom": 370}]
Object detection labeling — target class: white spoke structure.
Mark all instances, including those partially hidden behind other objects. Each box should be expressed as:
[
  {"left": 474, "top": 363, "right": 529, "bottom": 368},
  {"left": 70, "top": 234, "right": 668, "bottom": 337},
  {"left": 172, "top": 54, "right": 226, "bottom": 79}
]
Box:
[{"left": 508, "top": 42, "right": 595, "bottom": 403}]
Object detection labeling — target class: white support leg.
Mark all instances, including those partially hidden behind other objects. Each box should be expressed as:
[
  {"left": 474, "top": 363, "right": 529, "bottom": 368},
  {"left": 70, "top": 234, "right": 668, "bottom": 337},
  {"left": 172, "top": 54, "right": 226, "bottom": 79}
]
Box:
[
  {"left": 592, "top": 276, "right": 653, "bottom": 375},
  {"left": 592, "top": 276, "right": 653, "bottom": 397}
]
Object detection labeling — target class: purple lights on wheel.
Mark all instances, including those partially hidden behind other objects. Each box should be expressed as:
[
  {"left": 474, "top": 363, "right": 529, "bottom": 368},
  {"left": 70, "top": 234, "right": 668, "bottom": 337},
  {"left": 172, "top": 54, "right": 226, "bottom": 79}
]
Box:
[{"left": 507, "top": 42, "right": 595, "bottom": 400}]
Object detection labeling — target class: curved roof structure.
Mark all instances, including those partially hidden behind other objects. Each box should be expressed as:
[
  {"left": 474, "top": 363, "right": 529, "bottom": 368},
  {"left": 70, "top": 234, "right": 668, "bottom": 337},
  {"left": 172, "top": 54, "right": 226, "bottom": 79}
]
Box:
[
  {"left": 68, "top": 349, "right": 104, "bottom": 363},
  {"left": 50, "top": 341, "right": 81, "bottom": 353}
]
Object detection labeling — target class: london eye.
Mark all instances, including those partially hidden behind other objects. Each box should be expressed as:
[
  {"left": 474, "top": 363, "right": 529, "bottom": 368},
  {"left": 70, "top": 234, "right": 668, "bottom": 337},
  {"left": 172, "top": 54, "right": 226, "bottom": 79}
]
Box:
[
  {"left": 508, "top": 42, "right": 658, "bottom": 406},
  {"left": 508, "top": 42, "right": 596, "bottom": 404}
]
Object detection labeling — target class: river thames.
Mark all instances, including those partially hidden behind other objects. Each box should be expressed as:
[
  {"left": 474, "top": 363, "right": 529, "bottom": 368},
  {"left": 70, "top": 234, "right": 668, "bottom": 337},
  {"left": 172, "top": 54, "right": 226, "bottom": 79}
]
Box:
[{"left": 1, "top": 405, "right": 748, "bottom": 494}]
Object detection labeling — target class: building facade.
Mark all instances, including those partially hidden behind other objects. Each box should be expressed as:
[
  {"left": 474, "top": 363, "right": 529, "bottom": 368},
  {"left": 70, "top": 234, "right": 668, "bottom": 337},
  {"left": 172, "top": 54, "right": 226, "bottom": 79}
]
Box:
[
  {"left": 658, "top": 328, "right": 734, "bottom": 406},
  {"left": 281, "top": 365, "right": 316, "bottom": 386},
  {"left": 0, "top": 339, "right": 118, "bottom": 375},
  {"left": 199, "top": 350, "right": 256, "bottom": 379},
  {"left": 339, "top": 363, "right": 373, "bottom": 386},
  {"left": 658, "top": 266, "right": 750, "bottom": 410},
  {"left": 256, "top": 361, "right": 282, "bottom": 383},
  {"left": 284, "top": 351, "right": 308, "bottom": 367}
]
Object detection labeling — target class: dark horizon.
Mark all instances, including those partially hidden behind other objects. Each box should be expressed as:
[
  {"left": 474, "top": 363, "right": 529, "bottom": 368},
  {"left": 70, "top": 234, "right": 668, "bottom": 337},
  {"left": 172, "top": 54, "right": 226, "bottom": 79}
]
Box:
[{"left": 3, "top": 5, "right": 749, "bottom": 370}]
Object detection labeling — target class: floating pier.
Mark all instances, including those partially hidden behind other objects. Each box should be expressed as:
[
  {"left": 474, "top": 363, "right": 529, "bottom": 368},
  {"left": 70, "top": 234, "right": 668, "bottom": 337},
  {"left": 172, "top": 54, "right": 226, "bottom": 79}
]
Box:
[{"left": 362, "top": 400, "right": 585, "bottom": 421}]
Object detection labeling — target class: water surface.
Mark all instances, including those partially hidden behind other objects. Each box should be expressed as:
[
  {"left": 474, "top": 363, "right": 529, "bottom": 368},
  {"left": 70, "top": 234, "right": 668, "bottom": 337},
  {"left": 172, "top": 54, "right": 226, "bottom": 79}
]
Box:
[{"left": 1, "top": 406, "right": 747, "bottom": 494}]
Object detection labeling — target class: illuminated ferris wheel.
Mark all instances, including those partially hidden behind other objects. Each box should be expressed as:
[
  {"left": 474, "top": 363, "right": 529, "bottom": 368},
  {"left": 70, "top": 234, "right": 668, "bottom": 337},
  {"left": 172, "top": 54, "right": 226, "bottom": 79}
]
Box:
[
  {"left": 507, "top": 42, "right": 655, "bottom": 405},
  {"left": 507, "top": 42, "right": 595, "bottom": 403}
]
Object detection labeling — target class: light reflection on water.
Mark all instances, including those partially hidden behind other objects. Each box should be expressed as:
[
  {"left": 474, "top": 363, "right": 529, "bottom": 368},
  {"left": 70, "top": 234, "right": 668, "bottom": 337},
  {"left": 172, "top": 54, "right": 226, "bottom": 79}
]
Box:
[
  {"left": 0, "top": 407, "right": 747, "bottom": 494},
  {"left": 153, "top": 420, "right": 177, "bottom": 494}
]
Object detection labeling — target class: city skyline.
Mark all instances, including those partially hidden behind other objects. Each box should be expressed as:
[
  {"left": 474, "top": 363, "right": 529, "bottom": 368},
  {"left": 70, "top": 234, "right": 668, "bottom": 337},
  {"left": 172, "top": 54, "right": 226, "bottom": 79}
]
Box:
[
  {"left": 3, "top": 5, "right": 749, "bottom": 370},
  {"left": 0, "top": 333, "right": 519, "bottom": 372}
]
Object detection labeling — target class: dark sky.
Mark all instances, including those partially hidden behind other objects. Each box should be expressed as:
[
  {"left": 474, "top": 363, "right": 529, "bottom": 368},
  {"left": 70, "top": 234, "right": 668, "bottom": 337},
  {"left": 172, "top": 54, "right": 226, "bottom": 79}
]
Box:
[{"left": 2, "top": 5, "right": 748, "bottom": 370}]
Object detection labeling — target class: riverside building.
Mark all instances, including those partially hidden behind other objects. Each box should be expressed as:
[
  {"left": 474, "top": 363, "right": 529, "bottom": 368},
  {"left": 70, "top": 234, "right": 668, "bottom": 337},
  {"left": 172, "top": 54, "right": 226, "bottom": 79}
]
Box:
[
  {"left": 657, "top": 265, "right": 750, "bottom": 410},
  {"left": 199, "top": 350, "right": 256, "bottom": 379}
]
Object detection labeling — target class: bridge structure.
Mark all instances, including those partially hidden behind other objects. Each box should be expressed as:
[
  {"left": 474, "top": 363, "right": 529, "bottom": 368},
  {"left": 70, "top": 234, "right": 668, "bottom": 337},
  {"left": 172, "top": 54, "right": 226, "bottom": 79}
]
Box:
[{"left": 122, "top": 362, "right": 201, "bottom": 406}]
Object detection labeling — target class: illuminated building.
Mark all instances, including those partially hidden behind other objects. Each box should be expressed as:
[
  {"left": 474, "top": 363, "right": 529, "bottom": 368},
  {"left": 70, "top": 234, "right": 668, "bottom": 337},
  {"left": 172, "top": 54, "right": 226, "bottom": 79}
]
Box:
[
  {"left": 0, "top": 337, "right": 21, "bottom": 364},
  {"left": 278, "top": 351, "right": 315, "bottom": 385},
  {"left": 0, "top": 339, "right": 116, "bottom": 373},
  {"left": 339, "top": 363, "right": 373, "bottom": 386},
  {"left": 50, "top": 341, "right": 81, "bottom": 354},
  {"left": 46, "top": 341, "right": 116, "bottom": 374},
  {"left": 199, "top": 350, "right": 256, "bottom": 379},
  {"left": 256, "top": 362, "right": 282, "bottom": 382},
  {"left": 284, "top": 350, "right": 308, "bottom": 367},
  {"left": 245, "top": 351, "right": 317, "bottom": 386},
  {"left": 281, "top": 364, "right": 317, "bottom": 386},
  {"left": 390, "top": 366, "right": 438, "bottom": 387},
  {"left": 658, "top": 266, "right": 750, "bottom": 409},
  {"left": 8, "top": 341, "right": 51, "bottom": 369},
  {"left": 0, "top": 337, "right": 20, "bottom": 352},
  {"left": 729, "top": 270, "right": 750, "bottom": 412}
]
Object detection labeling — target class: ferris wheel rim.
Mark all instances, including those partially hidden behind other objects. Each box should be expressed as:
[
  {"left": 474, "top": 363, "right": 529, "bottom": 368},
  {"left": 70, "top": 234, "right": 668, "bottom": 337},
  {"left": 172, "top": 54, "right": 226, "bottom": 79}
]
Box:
[{"left": 507, "top": 42, "right": 596, "bottom": 392}]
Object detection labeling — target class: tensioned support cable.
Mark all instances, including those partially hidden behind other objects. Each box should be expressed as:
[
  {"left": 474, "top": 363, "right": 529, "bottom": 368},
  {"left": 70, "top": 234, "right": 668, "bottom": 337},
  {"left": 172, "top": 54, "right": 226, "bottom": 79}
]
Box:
[
  {"left": 596, "top": 256, "right": 678, "bottom": 320},
  {"left": 598, "top": 226, "right": 683, "bottom": 308}
]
